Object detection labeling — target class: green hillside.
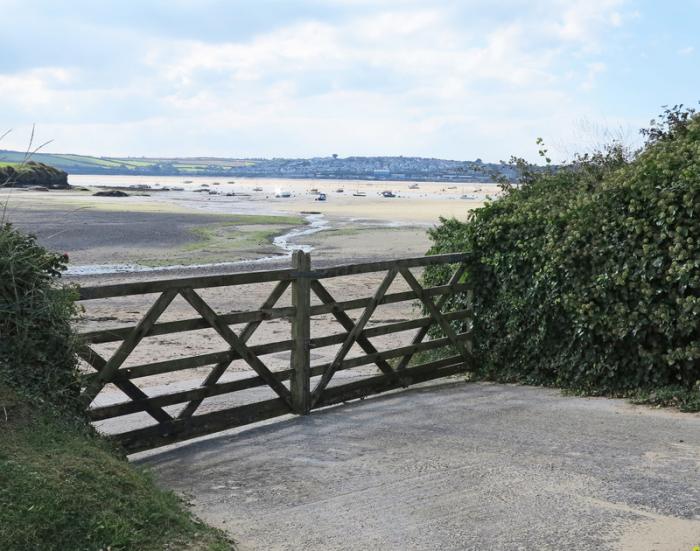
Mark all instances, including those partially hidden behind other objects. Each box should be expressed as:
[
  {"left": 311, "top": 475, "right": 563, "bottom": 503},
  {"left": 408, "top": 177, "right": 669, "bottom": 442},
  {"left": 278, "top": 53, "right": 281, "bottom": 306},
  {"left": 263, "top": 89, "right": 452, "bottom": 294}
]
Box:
[{"left": 0, "top": 149, "right": 251, "bottom": 175}]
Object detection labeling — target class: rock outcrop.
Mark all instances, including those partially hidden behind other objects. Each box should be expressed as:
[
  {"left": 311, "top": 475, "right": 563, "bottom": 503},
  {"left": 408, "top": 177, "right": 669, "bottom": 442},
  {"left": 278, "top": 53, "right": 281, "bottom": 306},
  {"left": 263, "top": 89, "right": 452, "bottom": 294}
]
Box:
[{"left": 0, "top": 161, "right": 69, "bottom": 189}]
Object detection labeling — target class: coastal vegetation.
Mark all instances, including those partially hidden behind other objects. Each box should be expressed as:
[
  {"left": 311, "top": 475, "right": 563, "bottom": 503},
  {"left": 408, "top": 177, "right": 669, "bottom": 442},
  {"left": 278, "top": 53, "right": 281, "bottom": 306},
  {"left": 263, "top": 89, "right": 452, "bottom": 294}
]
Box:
[
  {"left": 0, "top": 161, "right": 69, "bottom": 189},
  {"left": 0, "top": 223, "right": 233, "bottom": 550},
  {"left": 139, "top": 215, "right": 306, "bottom": 267},
  {"left": 425, "top": 105, "right": 700, "bottom": 411}
]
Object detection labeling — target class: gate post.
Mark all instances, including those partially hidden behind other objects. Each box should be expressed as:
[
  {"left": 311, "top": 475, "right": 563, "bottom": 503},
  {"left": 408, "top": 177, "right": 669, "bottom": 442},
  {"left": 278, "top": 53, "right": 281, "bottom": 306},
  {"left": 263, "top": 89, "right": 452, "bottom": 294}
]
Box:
[{"left": 290, "top": 250, "right": 311, "bottom": 414}]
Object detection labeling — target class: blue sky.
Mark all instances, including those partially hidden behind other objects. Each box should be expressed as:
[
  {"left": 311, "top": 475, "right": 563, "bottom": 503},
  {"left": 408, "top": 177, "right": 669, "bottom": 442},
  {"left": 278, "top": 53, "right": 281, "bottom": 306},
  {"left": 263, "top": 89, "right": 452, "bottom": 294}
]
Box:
[{"left": 1, "top": 0, "right": 698, "bottom": 161}]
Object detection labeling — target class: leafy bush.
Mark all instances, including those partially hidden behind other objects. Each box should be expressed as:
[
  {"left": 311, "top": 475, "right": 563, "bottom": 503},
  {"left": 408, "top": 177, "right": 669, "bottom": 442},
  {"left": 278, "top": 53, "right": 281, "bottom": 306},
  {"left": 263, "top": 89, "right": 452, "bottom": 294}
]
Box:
[
  {"left": 0, "top": 223, "right": 81, "bottom": 408},
  {"left": 425, "top": 107, "right": 700, "bottom": 398},
  {"left": 0, "top": 226, "right": 234, "bottom": 550},
  {"left": 0, "top": 386, "right": 233, "bottom": 551}
]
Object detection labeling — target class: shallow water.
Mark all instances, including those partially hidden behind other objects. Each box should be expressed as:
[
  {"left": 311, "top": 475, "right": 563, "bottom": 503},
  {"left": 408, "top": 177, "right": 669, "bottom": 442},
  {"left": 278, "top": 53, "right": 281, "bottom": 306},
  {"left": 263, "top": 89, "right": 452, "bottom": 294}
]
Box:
[{"left": 64, "top": 213, "right": 330, "bottom": 276}]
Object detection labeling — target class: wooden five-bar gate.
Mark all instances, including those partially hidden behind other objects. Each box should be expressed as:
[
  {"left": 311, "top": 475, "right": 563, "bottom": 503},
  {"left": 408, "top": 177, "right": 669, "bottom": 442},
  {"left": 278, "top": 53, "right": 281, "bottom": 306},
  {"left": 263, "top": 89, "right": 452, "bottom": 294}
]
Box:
[{"left": 77, "top": 252, "right": 473, "bottom": 453}]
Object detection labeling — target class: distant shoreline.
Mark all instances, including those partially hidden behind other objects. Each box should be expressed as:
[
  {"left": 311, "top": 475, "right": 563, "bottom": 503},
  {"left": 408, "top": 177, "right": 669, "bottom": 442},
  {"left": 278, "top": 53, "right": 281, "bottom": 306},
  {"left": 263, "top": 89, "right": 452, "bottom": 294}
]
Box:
[{"left": 0, "top": 148, "right": 517, "bottom": 183}]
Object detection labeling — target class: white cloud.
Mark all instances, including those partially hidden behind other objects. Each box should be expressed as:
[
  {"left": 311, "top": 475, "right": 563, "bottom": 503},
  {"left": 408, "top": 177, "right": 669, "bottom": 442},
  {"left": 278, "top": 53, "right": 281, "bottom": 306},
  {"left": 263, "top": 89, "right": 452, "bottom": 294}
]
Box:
[
  {"left": 581, "top": 62, "right": 607, "bottom": 90},
  {"left": 0, "top": 67, "right": 74, "bottom": 110},
  {"left": 0, "top": 0, "right": 637, "bottom": 161}
]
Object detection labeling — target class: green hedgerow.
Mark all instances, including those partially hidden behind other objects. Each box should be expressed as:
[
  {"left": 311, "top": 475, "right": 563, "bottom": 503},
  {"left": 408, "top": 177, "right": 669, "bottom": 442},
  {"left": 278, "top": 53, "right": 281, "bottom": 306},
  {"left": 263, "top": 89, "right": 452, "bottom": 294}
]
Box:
[
  {"left": 425, "top": 106, "right": 700, "bottom": 401},
  {"left": 0, "top": 223, "right": 81, "bottom": 409}
]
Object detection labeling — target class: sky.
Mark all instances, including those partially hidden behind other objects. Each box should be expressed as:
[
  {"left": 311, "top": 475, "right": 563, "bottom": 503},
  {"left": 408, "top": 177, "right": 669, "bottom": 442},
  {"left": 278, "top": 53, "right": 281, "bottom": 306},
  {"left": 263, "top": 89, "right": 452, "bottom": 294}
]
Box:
[{"left": 1, "top": 0, "right": 698, "bottom": 162}]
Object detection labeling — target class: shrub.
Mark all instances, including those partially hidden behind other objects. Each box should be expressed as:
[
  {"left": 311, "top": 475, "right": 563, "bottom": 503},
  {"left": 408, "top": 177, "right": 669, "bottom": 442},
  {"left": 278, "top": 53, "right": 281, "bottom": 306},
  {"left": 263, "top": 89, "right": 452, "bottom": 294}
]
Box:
[
  {"left": 0, "top": 386, "right": 234, "bottom": 551},
  {"left": 425, "top": 106, "right": 700, "bottom": 397},
  {"left": 0, "top": 223, "right": 81, "bottom": 408}
]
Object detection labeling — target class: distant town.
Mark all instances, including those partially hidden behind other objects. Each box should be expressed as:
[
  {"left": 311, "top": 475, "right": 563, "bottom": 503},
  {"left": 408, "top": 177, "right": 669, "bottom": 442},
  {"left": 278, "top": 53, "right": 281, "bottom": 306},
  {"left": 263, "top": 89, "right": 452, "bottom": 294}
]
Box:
[{"left": 0, "top": 149, "right": 518, "bottom": 182}]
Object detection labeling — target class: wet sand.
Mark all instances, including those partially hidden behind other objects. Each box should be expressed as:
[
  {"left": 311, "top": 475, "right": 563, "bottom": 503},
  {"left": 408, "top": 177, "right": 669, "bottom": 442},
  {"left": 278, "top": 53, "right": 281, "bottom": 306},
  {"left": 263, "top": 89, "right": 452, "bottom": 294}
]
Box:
[
  {"left": 2, "top": 178, "right": 480, "bottom": 437},
  {"left": 2, "top": 176, "right": 485, "bottom": 275}
]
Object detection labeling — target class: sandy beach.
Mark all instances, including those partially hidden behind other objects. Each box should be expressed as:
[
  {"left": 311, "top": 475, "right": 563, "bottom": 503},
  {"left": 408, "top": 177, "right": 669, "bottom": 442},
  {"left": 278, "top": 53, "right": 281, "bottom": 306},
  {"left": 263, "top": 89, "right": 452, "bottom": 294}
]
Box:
[
  {"left": 2, "top": 175, "right": 493, "bottom": 275},
  {"left": 2, "top": 175, "right": 485, "bottom": 435}
]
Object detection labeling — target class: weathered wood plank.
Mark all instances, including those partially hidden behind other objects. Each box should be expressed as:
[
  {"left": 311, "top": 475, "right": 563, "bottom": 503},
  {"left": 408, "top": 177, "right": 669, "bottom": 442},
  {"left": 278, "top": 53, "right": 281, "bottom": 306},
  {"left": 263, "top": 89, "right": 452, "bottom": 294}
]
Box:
[
  {"left": 399, "top": 267, "right": 473, "bottom": 366},
  {"left": 312, "top": 332, "right": 470, "bottom": 373},
  {"left": 308, "top": 283, "right": 470, "bottom": 316},
  {"left": 178, "top": 280, "right": 291, "bottom": 419},
  {"left": 113, "top": 397, "right": 291, "bottom": 454},
  {"left": 80, "top": 289, "right": 178, "bottom": 407},
  {"left": 313, "top": 358, "right": 468, "bottom": 409},
  {"left": 111, "top": 355, "right": 467, "bottom": 452},
  {"left": 79, "top": 347, "right": 172, "bottom": 423},
  {"left": 79, "top": 254, "right": 468, "bottom": 301},
  {"left": 311, "top": 268, "right": 397, "bottom": 405},
  {"left": 90, "top": 352, "right": 465, "bottom": 422},
  {"left": 290, "top": 251, "right": 311, "bottom": 415},
  {"left": 80, "top": 252, "right": 478, "bottom": 452},
  {"left": 179, "top": 287, "right": 293, "bottom": 408},
  {"left": 78, "top": 268, "right": 295, "bottom": 300},
  {"left": 78, "top": 284, "right": 469, "bottom": 345},
  {"left": 79, "top": 306, "right": 296, "bottom": 344},
  {"left": 396, "top": 263, "right": 468, "bottom": 370},
  {"left": 309, "top": 253, "right": 469, "bottom": 279},
  {"left": 80, "top": 309, "right": 471, "bottom": 384},
  {"left": 311, "top": 279, "right": 396, "bottom": 377}
]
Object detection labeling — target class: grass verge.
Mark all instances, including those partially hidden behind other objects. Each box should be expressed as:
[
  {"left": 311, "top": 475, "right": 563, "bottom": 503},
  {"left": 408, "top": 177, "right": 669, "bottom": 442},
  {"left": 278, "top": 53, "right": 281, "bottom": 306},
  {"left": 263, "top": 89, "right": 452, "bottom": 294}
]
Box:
[{"left": 0, "top": 386, "right": 234, "bottom": 551}]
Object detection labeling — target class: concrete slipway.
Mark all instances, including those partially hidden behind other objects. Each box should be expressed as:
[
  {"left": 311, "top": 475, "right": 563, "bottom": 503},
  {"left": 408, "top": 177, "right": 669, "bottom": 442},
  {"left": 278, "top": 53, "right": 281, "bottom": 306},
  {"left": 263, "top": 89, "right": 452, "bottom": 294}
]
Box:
[{"left": 137, "top": 381, "right": 700, "bottom": 551}]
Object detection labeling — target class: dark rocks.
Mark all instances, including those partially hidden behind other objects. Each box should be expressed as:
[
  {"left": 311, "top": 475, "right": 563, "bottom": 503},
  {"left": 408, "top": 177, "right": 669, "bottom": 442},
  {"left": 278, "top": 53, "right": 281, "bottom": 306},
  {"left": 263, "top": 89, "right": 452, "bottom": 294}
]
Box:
[{"left": 93, "top": 190, "right": 129, "bottom": 197}]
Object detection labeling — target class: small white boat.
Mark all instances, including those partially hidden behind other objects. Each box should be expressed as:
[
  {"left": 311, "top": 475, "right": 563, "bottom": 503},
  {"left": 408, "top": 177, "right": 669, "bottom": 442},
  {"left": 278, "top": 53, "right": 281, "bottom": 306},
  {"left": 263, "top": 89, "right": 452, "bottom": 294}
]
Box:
[
  {"left": 275, "top": 188, "right": 291, "bottom": 198},
  {"left": 352, "top": 191, "right": 366, "bottom": 197},
  {"left": 408, "top": 183, "right": 419, "bottom": 189},
  {"left": 461, "top": 194, "right": 477, "bottom": 200},
  {"left": 253, "top": 186, "right": 263, "bottom": 192}
]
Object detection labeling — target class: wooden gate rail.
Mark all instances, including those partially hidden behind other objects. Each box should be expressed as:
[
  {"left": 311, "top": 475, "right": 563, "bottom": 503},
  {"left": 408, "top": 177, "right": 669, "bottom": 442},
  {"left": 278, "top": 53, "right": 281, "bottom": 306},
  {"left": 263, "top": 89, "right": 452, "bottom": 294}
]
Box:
[{"left": 76, "top": 252, "right": 473, "bottom": 453}]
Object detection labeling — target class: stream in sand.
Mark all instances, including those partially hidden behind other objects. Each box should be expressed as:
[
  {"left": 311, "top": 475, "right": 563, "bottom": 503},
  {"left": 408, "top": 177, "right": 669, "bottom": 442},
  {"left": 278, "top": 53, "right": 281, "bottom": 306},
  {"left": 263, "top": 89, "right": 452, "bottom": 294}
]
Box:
[{"left": 64, "top": 213, "right": 330, "bottom": 276}]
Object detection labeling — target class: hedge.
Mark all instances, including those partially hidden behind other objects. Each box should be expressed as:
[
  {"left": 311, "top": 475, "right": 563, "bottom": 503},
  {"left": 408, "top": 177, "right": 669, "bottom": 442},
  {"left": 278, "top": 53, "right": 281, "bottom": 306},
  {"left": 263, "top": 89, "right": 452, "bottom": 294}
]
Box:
[
  {"left": 425, "top": 107, "right": 700, "bottom": 396},
  {"left": 0, "top": 223, "right": 80, "bottom": 408}
]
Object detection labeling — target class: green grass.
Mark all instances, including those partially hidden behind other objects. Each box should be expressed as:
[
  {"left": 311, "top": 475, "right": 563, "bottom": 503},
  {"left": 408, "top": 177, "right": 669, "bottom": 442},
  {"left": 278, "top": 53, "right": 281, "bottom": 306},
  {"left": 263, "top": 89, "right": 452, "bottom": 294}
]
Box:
[
  {"left": 181, "top": 226, "right": 278, "bottom": 253},
  {"left": 1, "top": 151, "right": 102, "bottom": 168},
  {"left": 0, "top": 150, "right": 262, "bottom": 174},
  {"left": 0, "top": 386, "right": 234, "bottom": 551},
  {"left": 137, "top": 215, "right": 305, "bottom": 267},
  {"left": 55, "top": 154, "right": 127, "bottom": 168},
  {"left": 220, "top": 214, "right": 305, "bottom": 226},
  {"left": 109, "top": 158, "right": 155, "bottom": 167},
  {"left": 315, "top": 226, "right": 419, "bottom": 239},
  {"left": 628, "top": 385, "right": 700, "bottom": 412}
]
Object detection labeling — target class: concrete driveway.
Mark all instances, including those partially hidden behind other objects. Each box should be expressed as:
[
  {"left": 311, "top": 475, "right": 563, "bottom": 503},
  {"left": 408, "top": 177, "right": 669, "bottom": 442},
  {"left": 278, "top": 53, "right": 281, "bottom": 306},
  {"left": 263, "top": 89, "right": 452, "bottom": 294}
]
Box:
[{"left": 138, "top": 381, "right": 700, "bottom": 551}]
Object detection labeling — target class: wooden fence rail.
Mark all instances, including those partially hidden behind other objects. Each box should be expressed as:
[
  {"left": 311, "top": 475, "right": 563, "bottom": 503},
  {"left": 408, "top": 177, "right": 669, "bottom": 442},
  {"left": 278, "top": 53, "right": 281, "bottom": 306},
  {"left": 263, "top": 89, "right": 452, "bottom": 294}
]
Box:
[{"left": 77, "top": 252, "right": 473, "bottom": 452}]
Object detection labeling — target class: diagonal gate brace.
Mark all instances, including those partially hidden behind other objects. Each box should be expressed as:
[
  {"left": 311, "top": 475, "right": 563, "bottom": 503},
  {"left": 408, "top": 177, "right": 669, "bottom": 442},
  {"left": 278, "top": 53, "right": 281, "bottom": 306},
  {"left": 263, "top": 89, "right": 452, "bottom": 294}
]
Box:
[
  {"left": 395, "top": 262, "right": 468, "bottom": 371},
  {"left": 179, "top": 287, "right": 293, "bottom": 409},
  {"left": 398, "top": 267, "right": 473, "bottom": 367},
  {"left": 177, "top": 280, "right": 291, "bottom": 418},
  {"left": 80, "top": 288, "right": 179, "bottom": 409},
  {"left": 311, "top": 268, "right": 397, "bottom": 406}
]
